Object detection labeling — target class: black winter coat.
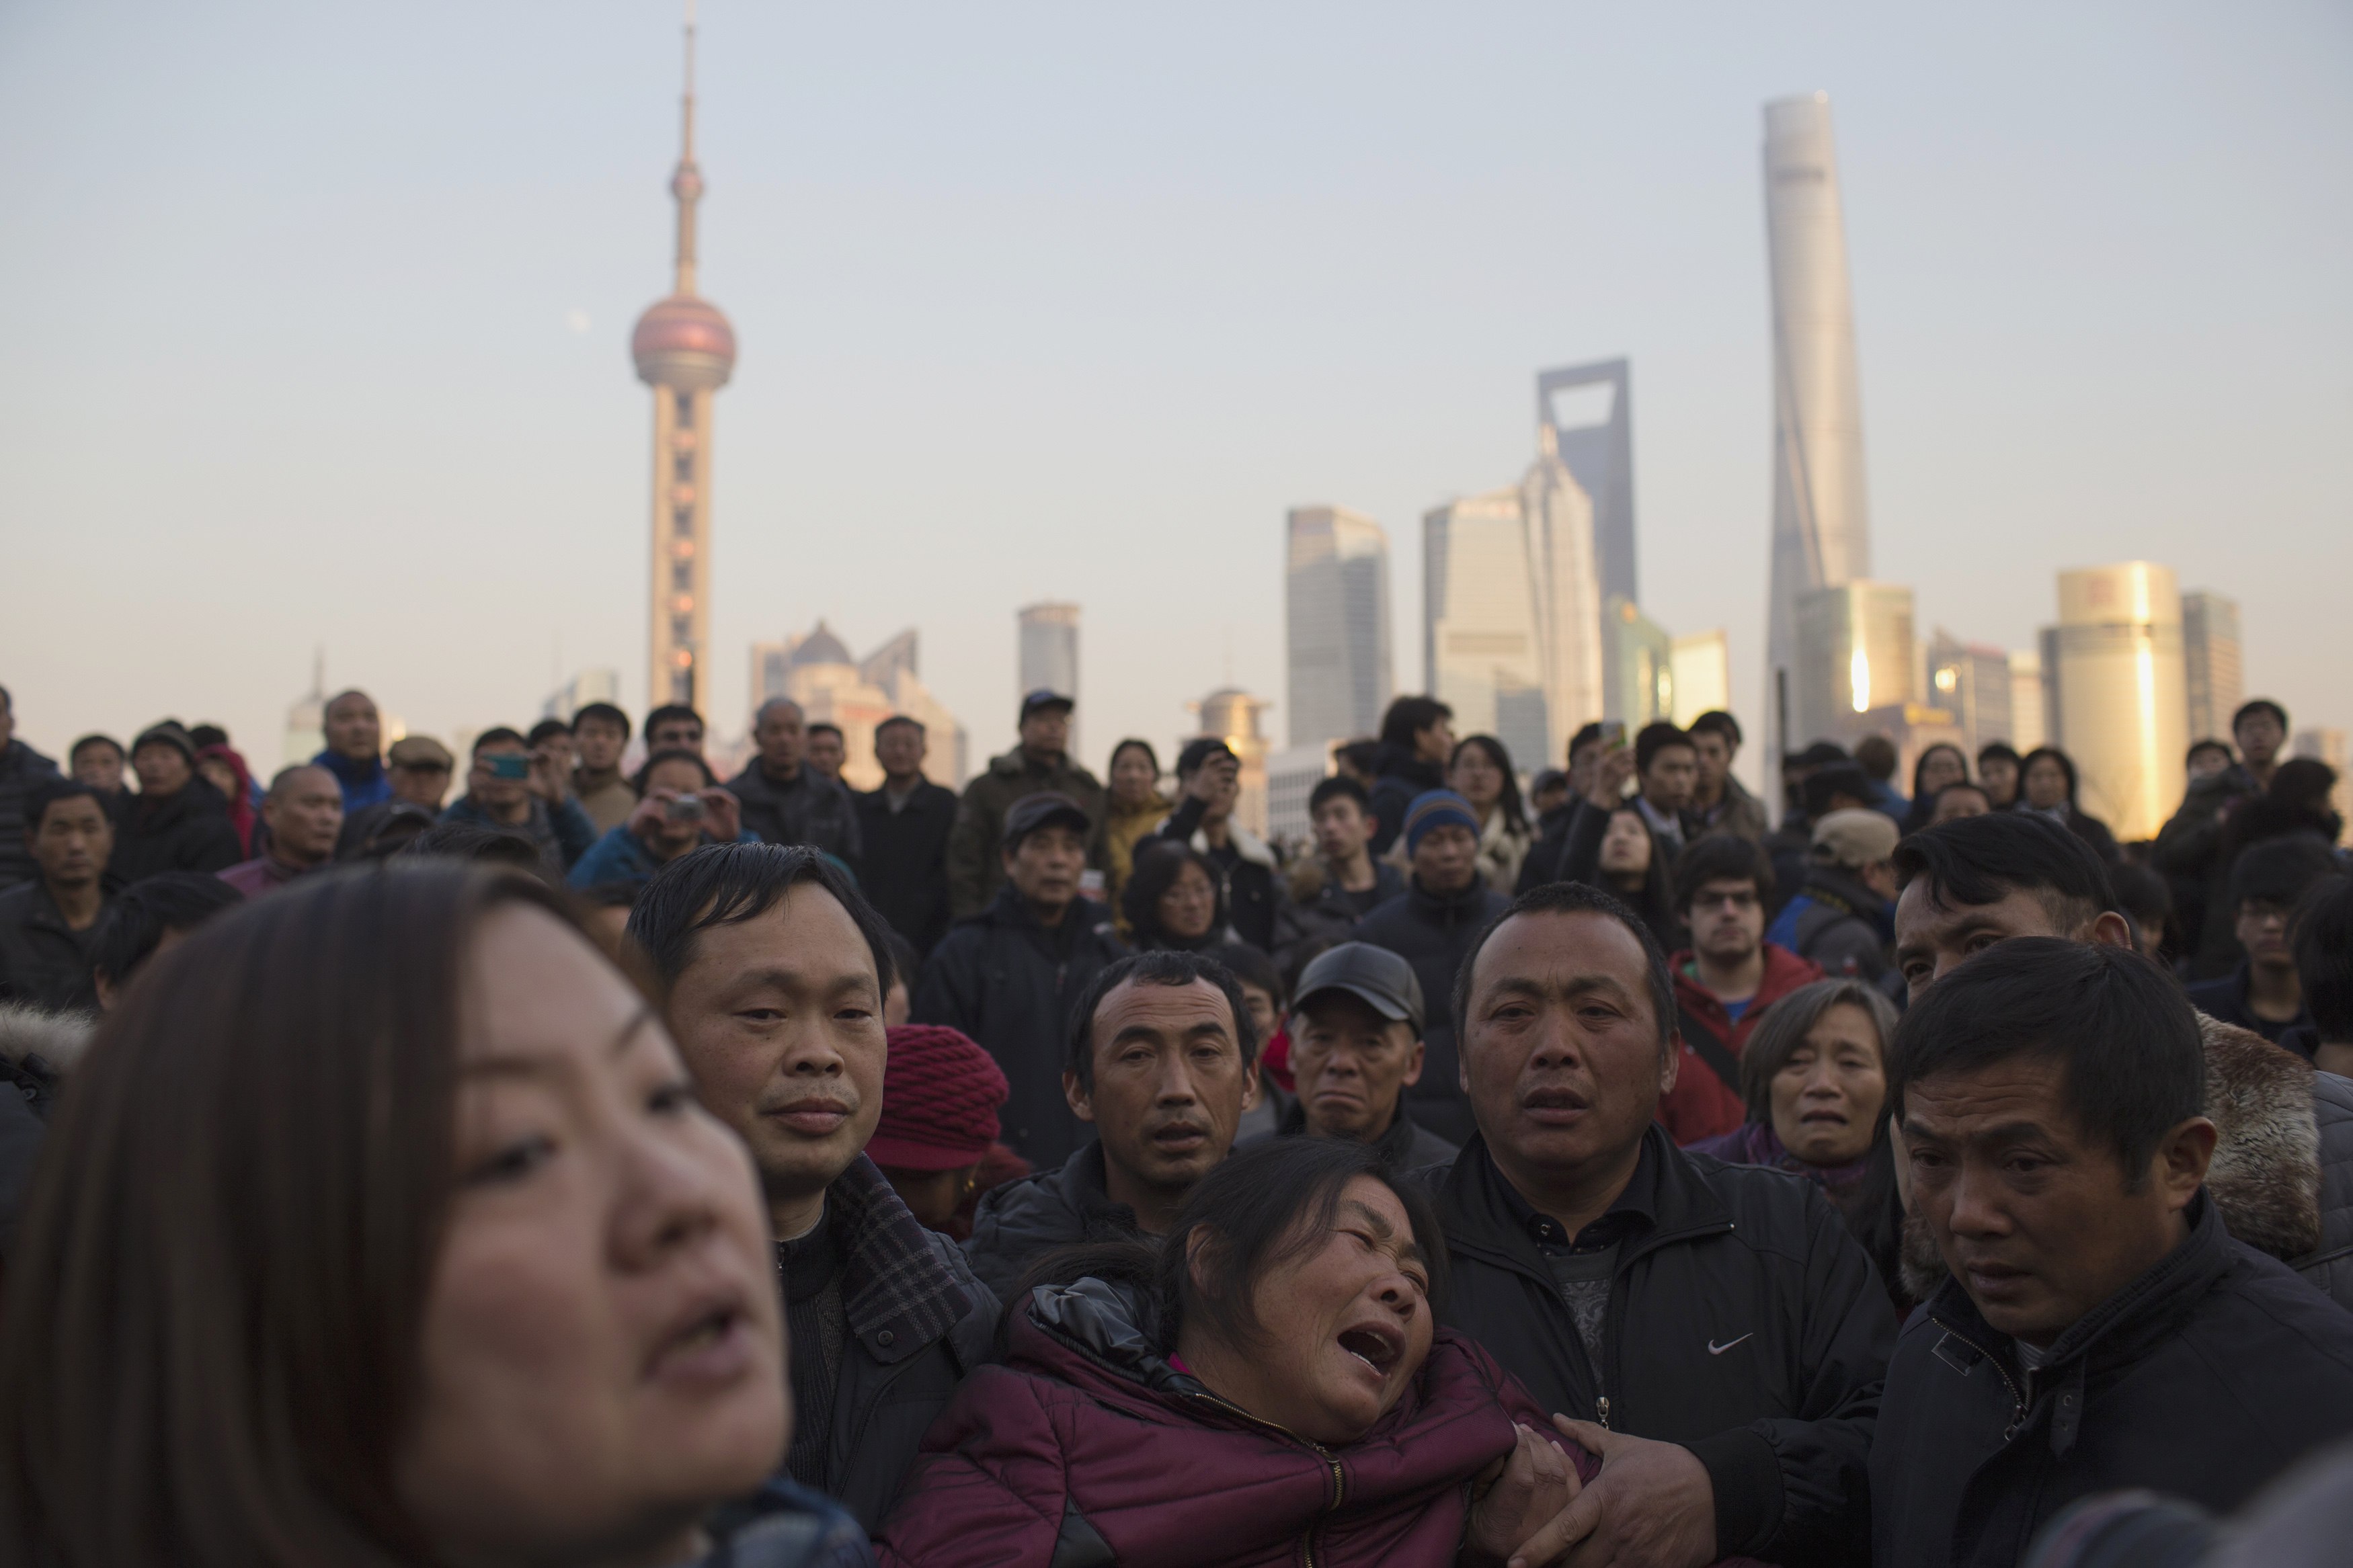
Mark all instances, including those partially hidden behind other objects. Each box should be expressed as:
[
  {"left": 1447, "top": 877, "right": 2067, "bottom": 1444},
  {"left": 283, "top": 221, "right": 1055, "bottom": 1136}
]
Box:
[
  {"left": 1428, "top": 1130, "right": 1894, "bottom": 1566},
  {"left": 1870, "top": 1192, "right": 2353, "bottom": 1568},
  {"left": 0, "top": 881, "right": 102, "bottom": 1012},
  {"left": 727, "top": 762, "right": 863, "bottom": 868},
  {"left": 1353, "top": 875, "right": 1507, "bottom": 1147},
  {"left": 0, "top": 741, "right": 61, "bottom": 891},
  {"left": 1249, "top": 1097, "right": 1458, "bottom": 1172},
  {"left": 107, "top": 779, "right": 243, "bottom": 884},
  {"left": 1365, "top": 745, "right": 1444, "bottom": 858},
  {"left": 909, "top": 887, "right": 1127, "bottom": 1169},
  {"left": 1272, "top": 858, "right": 1404, "bottom": 972},
  {"left": 789, "top": 1157, "right": 999, "bottom": 1533},
  {"left": 854, "top": 781, "right": 959, "bottom": 955},
  {"left": 1515, "top": 798, "right": 1682, "bottom": 954},
  {"left": 961, "top": 1141, "right": 1142, "bottom": 1303}
]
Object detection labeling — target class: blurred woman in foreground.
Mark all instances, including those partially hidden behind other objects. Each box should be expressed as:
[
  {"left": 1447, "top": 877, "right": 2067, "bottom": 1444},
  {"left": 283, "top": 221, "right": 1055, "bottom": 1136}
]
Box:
[
  {"left": 878, "top": 1137, "right": 1595, "bottom": 1567},
  {"left": 0, "top": 863, "right": 867, "bottom": 1568}
]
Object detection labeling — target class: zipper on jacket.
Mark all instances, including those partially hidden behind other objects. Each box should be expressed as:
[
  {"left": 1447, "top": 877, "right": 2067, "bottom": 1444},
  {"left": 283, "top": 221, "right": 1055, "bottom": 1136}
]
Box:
[
  {"left": 1187, "top": 1390, "right": 1345, "bottom": 1563},
  {"left": 1595, "top": 1395, "right": 1610, "bottom": 1430},
  {"left": 1929, "top": 1315, "right": 2028, "bottom": 1439}
]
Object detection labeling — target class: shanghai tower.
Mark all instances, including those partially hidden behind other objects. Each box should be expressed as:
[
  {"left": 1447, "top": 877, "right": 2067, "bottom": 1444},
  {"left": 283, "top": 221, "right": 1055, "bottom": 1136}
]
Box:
[{"left": 1763, "top": 92, "right": 1871, "bottom": 755}]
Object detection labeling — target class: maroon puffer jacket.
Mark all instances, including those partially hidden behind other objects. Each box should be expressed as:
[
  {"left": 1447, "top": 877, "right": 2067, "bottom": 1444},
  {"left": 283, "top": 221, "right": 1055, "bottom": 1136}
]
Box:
[{"left": 875, "top": 1277, "right": 1600, "bottom": 1568}]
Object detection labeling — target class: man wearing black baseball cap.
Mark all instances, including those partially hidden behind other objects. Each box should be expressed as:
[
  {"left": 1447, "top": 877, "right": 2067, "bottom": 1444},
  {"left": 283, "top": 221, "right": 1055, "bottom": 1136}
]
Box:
[
  {"left": 1254, "top": 942, "right": 1458, "bottom": 1169},
  {"left": 944, "top": 689, "right": 1107, "bottom": 921},
  {"left": 914, "top": 790, "right": 1127, "bottom": 1169}
]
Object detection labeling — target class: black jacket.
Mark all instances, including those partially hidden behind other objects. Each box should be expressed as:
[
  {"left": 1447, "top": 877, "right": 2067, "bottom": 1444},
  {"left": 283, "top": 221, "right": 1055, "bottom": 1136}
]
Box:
[
  {"left": 1516, "top": 798, "right": 1682, "bottom": 954},
  {"left": 909, "top": 886, "right": 1127, "bottom": 1169},
  {"left": 1365, "top": 746, "right": 1444, "bottom": 858},
  {"left": 107, "top": 779, "right": 243, "bottom": 884},
  {"left": 787, "top": 1156, "right": 998, "bottom": 1532},
  {"left": 1152, "top": 795, "right": 1281, "bottom": 952},
  {"left": 855, "top": 780, "right": 959, "bottom": 956},
  {"left": 0, "top": 881, "right": 102, "bottom": 1012},
  {"left": 0, "top": 741, "right": 61, "bottom": 891},
  {"left": 728, "top": 762, "right": 863, "bottom": 869},
  {"left": 1353, "top": 876, "right": 1509, "bottom": 1148},
  {"left": 961, "top": 1141, "right": 1142, "bottom": 1303},
  {"left": 1870, "top": 1192, "right": 2353, "bottom": 1568},
  {"left": 1250, "top": 1097, "right": 1459, "bottom": 1172},
  {"left": 2186, "top": 962, "right": 2310, "bottom": 1046},
  {"left": 1427, "top": 1128, "right": 1893, "bottom": 1565},
  {"left": 1273, "top": 858, "right": 1404, "bottom": 971},
  {"left": 1771, "top": 864, "right": 1895, "bottom": 984}
]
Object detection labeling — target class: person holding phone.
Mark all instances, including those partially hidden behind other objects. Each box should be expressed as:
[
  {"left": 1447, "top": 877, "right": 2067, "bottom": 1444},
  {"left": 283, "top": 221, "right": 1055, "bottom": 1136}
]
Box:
[
  {"left": 568, "top": 749, "right": 751, "bottom": 892},
  {"left": 438, "top": 728, "right": 598, "bottom": 880}
]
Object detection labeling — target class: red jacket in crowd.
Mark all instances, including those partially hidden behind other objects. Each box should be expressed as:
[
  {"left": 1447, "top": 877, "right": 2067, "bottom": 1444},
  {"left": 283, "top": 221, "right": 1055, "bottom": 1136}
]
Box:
[{"left": 1657, "top": 943, "right": 1825, "bottom": 1145}]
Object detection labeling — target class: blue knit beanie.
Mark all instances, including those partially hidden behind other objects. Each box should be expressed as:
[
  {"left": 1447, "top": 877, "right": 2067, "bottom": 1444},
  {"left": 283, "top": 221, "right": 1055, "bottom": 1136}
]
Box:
[{"left": 1402, "top": 790, "right": 1480, "bottom": 854}]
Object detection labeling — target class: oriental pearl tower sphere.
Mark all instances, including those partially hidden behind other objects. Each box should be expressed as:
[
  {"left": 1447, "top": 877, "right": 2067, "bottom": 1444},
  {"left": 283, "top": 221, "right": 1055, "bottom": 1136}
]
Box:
[{"left": 633, "top": 3, "right": 735, "bottom": 712}]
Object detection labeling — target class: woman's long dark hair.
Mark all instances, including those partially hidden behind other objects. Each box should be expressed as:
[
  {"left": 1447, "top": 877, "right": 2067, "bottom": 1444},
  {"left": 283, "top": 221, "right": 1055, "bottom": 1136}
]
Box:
[
  {"left": 1019, "top": 1138, "right": 1450, "bottom": 1354},
  {"left": 1451, "top": 734, "right": 1529, "bottom": 837},
  {"left": 1121, "top": 840, "right": 1228, "bottom": 952},
  {"left": 1601, "top": 806, "right": 1683, "bottom": 956},
  {"left": 1901, "top": 744, "right": 1971, "bottom": 833},
  {"left": 0, "top": 862, "right": 584, "bottom": 1567},
  {"left": 2018, "top": 746, "right": 2081, "bottom": 807}
]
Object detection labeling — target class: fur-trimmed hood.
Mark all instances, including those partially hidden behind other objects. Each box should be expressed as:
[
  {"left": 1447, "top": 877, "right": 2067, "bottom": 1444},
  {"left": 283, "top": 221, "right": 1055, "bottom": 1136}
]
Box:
[
  {"left": 2200, "top": 1014, "right": 2323, "bottom": 1262},
  {"left": 0, "top": 1000, "right": 95, "bottom": 1075}
]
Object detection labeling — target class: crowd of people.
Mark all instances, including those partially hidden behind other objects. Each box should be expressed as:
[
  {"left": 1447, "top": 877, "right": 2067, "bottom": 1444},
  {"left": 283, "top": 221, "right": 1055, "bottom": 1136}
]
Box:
[{"left": 1, "top": 669, "right": 2351, "bottom": 1568}]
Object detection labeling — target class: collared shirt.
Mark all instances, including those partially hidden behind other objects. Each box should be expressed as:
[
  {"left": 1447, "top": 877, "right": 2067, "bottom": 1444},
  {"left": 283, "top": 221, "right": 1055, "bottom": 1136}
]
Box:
[
  {"left": 1635, "top": 794, "right": 1687, "bottom": 859},
  {"left": 1494, "top": 1143, "right": 1659, "bottom": 1370}
]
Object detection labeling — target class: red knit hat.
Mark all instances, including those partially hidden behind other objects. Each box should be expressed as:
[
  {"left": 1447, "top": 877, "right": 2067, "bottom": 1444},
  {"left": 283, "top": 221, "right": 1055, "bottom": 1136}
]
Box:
[{"left": 867, "top": 1026, "right": 1009, "bottom": 1171}]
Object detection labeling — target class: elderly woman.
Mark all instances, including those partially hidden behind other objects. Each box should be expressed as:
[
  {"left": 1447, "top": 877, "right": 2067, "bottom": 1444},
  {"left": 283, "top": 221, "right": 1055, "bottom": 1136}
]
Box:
[
  {"left": 869, "top": 1023, "right": 1027, "bottom": 1242},
  {"left": 1687, "top": 976, "right": 1899, "bottom": 1224},
  {"left": 878, "top": 1137, "right": 1597, "bottom": 1568},
  {"left": 1448, "top": 735, "right": 1534, "bottom": 896},
  {"left": 1122, "top": 840, "right": 1230, "bottom": 952},
  {"left": 0, "top": 864, "right": 870, "bottom": 1568}
]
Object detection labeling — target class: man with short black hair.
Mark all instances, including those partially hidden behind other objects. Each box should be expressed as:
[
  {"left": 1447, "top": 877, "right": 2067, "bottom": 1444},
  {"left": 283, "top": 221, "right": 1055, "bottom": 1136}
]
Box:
[
  {"left": 1632, "top": 722, "right": 1698, "bottom": 864},
  {"left": 1277, "top": 774, "right": 1404, "bottom": 960},
  {"left": 963, "top": 948, "right": 1260, "bottom": 1298},
  {"left": 914, "top": 792, "right": 1127, "bottom": 1168},
  {"left": 1431, "top": 879, "right": 1893, "bottom": 1568},
  {"left": 1684, "top": 711, "right": 1767, "bottom": 843},
  {"left": 569, "top": 702, "right": 637, "bottom": 833},
  {"left": 86, "top": 870, "right": 242, "bottom": 1009},
  {"left": 1153, "top": 737, "right": 1280, "bottom": 952},
  {"left": 1258, "top": 942, "right": 1454, "bottom": 1169},
  {"left": 2185, "top": 835, "right": 2340, "bottom": 1045},
  {"left": 313, "top": 690, "right": 391, "bottom": 813},
  {"left": 0, "top": 780, "right": 114, "bottom": 1009},
  {"left": 1367, "top": 695, "right": 1456, "bottom": 857},
  {"left": 1661, "top": 834, "right": 1821, "bottom": 1145},
  {"left": 1851, "top": 734, "right": 1907, "bottom": 820},
  {"left": 805, "top": 721, "right": 846, "bottom": 783},
  {"left": 944, "top": 690, "right": 1105, "bottom": 919},
  {"left": 218, "top": 766, "right": 344, "bottom": 898},
  {"left": 627, "top": 841, "right": 994, "bottom": 1530},
  {"left": 642, "top": 703, "right": 705, "bottom": 756},
  {"left": 67, "top": 734, "right": 125, "bottom": 812},
  {"left": 2156, "top": 696, "right": 2298, "bottom": 977},
  {"left": 524, "top": 716, "right": 576, "bottom": 780},
  {"left": 855, "top": 715, "right": 958, "bottom": 956},
  {"left": 337, "top": 736, "right": 458, "bottom": 859},
  {"left": 0, "top": 686, "right": 62, "bottom": 892},
  {"left": 2292, "top": 876, "right": 2353, "bottom": 1079},
  {"left": 1356, "top": 790, "right": 1508, "bottom": 1147},
  {"left": 2235, "top": 697, "right": 2290, "bottom": 790},
  {"left": 1870, "top": 938, "right": 2353, "bottom": 1568},
  {"left": 727, "top": 698, "right": 863, "bottom": 867},
  {"left": 1892, "top": 809, "right": 2353, "bottom": 1312},
  {"left": 439, "top": 728, "right": 598, "bottom": 878}
]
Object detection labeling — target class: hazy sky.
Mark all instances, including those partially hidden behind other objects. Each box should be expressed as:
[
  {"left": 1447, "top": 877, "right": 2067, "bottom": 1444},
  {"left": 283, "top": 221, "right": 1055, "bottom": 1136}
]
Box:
[{"left": 4, "top": 1, "right": 2348, "bottom": 782}]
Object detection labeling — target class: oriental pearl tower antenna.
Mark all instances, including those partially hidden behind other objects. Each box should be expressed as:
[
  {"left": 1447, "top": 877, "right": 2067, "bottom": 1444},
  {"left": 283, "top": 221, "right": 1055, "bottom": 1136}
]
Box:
[{"left": 632, "top": 0, "right": 736, "bottom": 712}]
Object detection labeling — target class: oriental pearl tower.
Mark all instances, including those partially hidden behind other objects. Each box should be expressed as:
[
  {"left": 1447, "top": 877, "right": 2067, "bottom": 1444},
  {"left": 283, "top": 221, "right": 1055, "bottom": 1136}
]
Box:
[{"left": 633, "top": 3, "right": 735, "bottom": 712}]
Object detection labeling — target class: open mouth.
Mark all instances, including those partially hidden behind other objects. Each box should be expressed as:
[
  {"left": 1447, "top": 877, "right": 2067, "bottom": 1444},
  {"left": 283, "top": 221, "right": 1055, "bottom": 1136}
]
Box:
[
  {"left": 1337, "top": 1323, "right": 1402, "bottom": 1376},
  {"left": 1150, "top": 1122, "right": 1209, "bottom": 1151},
  {"left": 647, "top": 1292, "right": 754, "bottom": 1382},
  {"left": 1800, "top": 1110, "right": 1848, "bottom": 1124}
]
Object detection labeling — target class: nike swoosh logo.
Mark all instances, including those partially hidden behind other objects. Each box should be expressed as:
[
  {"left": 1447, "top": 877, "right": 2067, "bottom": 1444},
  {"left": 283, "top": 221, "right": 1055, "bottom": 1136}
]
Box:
[{"left": 1707, "top": 1334, "right": 1754, "bottom": 1356}]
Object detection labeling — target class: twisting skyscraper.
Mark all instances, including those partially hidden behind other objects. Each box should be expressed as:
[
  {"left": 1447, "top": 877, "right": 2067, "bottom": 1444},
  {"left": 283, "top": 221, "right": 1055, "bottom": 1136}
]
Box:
[
  {"left": 632, "top": 5, "right": 736, "bottom": 712},
  {"left": 1763, "top": 93, "right": 1871, "bottom": 757}
]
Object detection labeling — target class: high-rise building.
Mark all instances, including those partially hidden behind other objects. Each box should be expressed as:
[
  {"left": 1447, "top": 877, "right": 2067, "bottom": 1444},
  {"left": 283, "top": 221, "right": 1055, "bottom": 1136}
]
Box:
[
  {"left": 1191, "top": 688, "right": 1273, "bottom": 839},
  {"left": 2048, "top": 563, "right": 2188, "bottom": 841},
  {"left": 632, "top": 11, "right": 735, "bottom": 714},
  {"left": 1424, "top": 427, "right": 1604, "bottom": 774},
  {"left": 1763, "top": 93, "right": 1873, "bottom": 762},
  {"left": 543, "top": 669, "right": 622, "bottom": 723},
  {"left": 1602, "top": 596, "right": 1675, "bottom": 730},
  {"left": 2007, "top": 649, "right": 2046, "bottom": 753},
  {"left": 1264, "top": 745, "right": 1334, "bottom": 846},
  {"left": 2182, "top": 591, "right": 2243, "bottom": 745},
  {"left": 1017, "top": 601, "right": 1080, "bottom": 760},
  {"left": 1925, "top": 632, "right": 2013, "bottom": 757},
  {"left": 1669, "top": 631, "right": 1731, "bottom": 729},
  {"left": 750, "top": 622, "right": 969, "bottom": 790},
  {"left": 1791, "top": 582, "right": 1914, "bottom": 751},
  {"left": 1285, "top": 505, "right": 1393, "bottom": 748},
  {"left": 2292, "top": 729, "right": 2353, "bottom": 848},
  {"left": 1536, "top": 359, "right": 1636, "bottom": 605}
]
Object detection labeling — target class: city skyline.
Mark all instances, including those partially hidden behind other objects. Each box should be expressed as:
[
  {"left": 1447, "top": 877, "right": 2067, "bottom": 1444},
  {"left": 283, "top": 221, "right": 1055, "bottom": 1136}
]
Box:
[
  {"left": 4, "top": 5, "right": 2346, "bottom": 778},
  {"left": 1284, "top": 505, "right": 1393, "bottom": 749}
]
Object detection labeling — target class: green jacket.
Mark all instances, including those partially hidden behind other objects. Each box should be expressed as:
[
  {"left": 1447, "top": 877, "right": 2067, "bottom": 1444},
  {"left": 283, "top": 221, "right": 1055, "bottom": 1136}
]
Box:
[{"left": 945, "top": 747, "right": 1107, "bottom": 919}]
